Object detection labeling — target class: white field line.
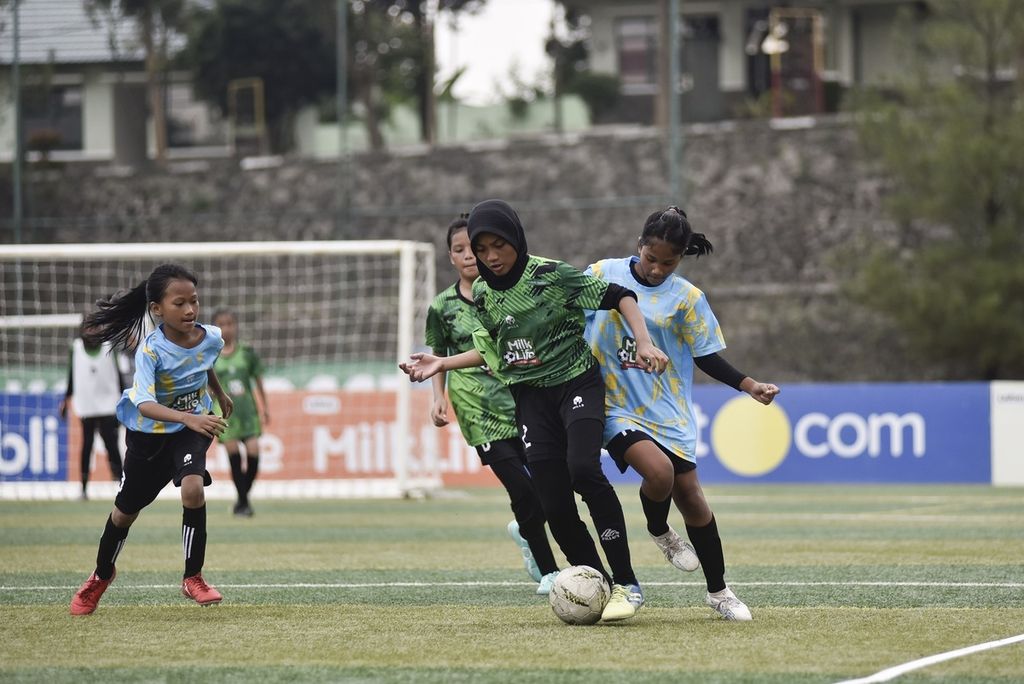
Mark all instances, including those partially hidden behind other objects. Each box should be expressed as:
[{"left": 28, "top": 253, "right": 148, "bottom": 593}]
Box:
[
  {"left": 834, "top": 633, "right": 1024, "bottom": 684},
  {"left": 727, "top": 512, "right": 1021, "bottom": 523},
  {"left": 3, "top": 580, "right": 1024, "bottom": 592}
]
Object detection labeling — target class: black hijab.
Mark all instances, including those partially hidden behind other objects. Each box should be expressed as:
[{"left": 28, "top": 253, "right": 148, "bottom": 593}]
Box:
[{"left": 467, "top": 199, "right": 530, "bottom": 291}]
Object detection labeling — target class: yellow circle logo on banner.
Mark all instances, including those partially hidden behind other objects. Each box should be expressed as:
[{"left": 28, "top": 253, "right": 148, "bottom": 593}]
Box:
[{"left": 711, "top": 398, "right": 791, "bottom": 476}]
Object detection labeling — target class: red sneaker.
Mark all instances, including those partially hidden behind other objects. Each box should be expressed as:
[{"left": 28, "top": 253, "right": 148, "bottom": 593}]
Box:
[
  {"left": 70, "top": 568, "right": 116, "bottom": 615},
  {"left": 181, "top": 573, "right": 223, "bottom": 606}
]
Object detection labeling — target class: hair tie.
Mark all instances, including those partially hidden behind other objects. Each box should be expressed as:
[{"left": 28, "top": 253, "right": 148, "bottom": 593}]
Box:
[{"left": 459, "top": 212, "right": 470, "bottom": 220}]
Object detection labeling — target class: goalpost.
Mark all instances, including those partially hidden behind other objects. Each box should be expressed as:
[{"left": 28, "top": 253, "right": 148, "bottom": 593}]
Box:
[{"left": 0, "top": 240, "right": 442, "bottom": 500}]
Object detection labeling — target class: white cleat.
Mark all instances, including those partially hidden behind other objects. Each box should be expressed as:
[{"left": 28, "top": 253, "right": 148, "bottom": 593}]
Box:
[
  {"left": 706, "top": 586, "right": 752, "bottom": 621},
  {"left": 650, "top": 527, "right": 700, "bottom": 572}
]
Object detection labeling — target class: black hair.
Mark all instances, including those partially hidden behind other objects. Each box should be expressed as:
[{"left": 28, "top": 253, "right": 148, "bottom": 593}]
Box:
[
  {"left": 640, "top": 206, "right": 713, "bottom": 257},
  {"left": 446, "top": 213, "right": 470, "bottom": 249},
  {"left": 83, "top": 263, "right": 198, "bottom": 351},
  {"left": 212, "top": 308, "right": 237, "bottom": 324}
]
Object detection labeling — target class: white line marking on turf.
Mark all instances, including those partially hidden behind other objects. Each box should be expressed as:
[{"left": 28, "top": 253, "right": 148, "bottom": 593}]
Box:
[
  {"left": 834, "top": 633, "right": 1024, "bottom": 684},
  {"left": 4, "top": 580, "right": 1024, "bottom": 591}
]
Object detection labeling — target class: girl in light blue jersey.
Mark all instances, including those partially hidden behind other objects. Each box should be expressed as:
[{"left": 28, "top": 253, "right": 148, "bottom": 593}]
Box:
[
  {"left": 585, "top": 206, "right": 779, "bottom": 621},
  {"left": 70, "top": 264, "right": 233, "bottom": 615}
]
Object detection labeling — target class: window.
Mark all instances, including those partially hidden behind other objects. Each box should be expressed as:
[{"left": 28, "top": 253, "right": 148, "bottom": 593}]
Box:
[
  {"left": 616, "top": 17, "right": 658, "bottom": 94},
  {"left": 22, "top": 84, "right": 83, "bottom": 151}
]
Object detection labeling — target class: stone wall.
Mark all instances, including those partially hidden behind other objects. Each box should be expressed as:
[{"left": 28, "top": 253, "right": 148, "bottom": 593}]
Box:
[{"left": 2, "top": 116, "right": 932, "bottom": 381}]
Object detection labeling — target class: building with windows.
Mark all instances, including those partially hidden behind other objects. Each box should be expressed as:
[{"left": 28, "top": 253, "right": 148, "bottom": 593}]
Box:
[
  {"left": 0, "top": 0, "right": 224, "bottom": 164},
  {"left": 566, "top": 0, "right": 922, "bottom": 123}
]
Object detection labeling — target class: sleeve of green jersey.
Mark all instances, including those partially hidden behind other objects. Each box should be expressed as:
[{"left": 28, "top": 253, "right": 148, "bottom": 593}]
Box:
[
  {"left": 555, "top": 260, "right": 610, "bottom": 311},
  {"left": 248, "top": 346, "right": 265, "bottom": 378},
  {"left": 424, "top": 303, "right": 447, "bottom": 356},
  {"left": 470, "top": 327, "right": 511, "bottom": 386}
]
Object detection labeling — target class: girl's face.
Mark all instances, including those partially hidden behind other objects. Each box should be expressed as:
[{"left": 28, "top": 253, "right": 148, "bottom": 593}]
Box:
[
  {"left": 214, "top": 314, "right": 238, "bottom": 345},
  {"left": 636, "top": 237, "right": 683, "bottom": 286},
  {"left": 152, "top": 279, "right": 200, "bottom": 338},
  {"left": 448, "top": 228, "right": 478, "bottom": 281},
  {"left": 472, "top": 232, "right": 518, "bottom": 276}
]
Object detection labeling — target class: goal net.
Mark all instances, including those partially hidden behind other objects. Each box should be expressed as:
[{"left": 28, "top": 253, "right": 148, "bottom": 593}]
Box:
[{"left": 0, "top": 240, "right": 446, "bottom": 500}]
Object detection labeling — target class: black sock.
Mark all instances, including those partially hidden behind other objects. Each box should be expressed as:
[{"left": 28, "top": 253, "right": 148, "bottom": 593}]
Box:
[
  {"left": 640, "top": 489, "right": 672, "bottom": 536},
  {"left": 686, "top": 515, "right": 726, "bottom": 593},
  {"left": 228, "top": 452, "right": 246, "bottom": 505},
  {"left": 182, "top": 505, "right": 207, "bottom": 578},
  {"left": 491, "top": 457, "right": 559, "bottom": 575},
  {"left": 243, "top": 455, "right": 259, "bottom": 501},
  {"left": 528, "top": 459, "right": 608, "bottom": 580},
  {"left": 566, "top": 419, "right": 637, "bottom": 586},
  {"left": 95, "top": 514, "right": 130, "bottom": 580},
  {"left": 581, "top": 489, "right": 637, "bottom": 586}
]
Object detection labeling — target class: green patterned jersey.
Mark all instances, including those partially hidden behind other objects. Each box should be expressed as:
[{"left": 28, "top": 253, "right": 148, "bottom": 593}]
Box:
[
  {"left": 470, "top": 255, "right": 610, "bottom": 388},
  {"left": 425, "top": 283, "right": 518, "bottom": 446},
  {"left": 214, "top": 344, "right": 264, "bottom": 441}
]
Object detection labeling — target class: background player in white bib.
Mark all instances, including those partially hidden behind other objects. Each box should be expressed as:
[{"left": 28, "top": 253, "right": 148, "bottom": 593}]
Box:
[
  {"left": 60, "top": 325, "right": 130, "bottom": 499},
  {"left": 585, "top": 206, "right": 779, "bottom": 621}
]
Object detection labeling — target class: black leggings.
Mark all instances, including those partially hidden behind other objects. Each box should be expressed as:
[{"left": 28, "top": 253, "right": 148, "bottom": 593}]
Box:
[
  {"left": 528, "top": 419, "right": 637, "bottom": 586},
  {"left": 80, "top": 416, "right": 123, "bottom": 484},
  {"left": 489, "top": 454, "right": 558, "bottom": 575}
]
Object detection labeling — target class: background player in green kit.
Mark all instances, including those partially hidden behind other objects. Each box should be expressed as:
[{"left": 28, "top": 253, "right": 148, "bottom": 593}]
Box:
[
  {"left": 426, "top": 215, "right": 560, "bottom": 594},
  {"left": 213, "top": 309, "right": 269, "bottom": 517},
  {"left": 402, "top": 199, "right": 669, "bottom": 622}
]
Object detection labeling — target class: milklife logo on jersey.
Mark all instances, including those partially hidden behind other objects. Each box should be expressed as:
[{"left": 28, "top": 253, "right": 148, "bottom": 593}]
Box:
[
  {"left": 503, "top": 338, "right": 540, "bottom": 366},
  {"left": 615, "top": 336, "right": 647, "bottom": 370},
  {"left": 170, "top": 389, "right": 201, "bottom": 412}
]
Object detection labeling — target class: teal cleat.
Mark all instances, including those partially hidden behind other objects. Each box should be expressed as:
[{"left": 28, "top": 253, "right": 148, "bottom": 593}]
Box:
[
  {"left": 535, "top": 571, "right": 558, "bottom": 595},
  {"left": 507, "top": 520, "right": 542, "bottom": 583}
]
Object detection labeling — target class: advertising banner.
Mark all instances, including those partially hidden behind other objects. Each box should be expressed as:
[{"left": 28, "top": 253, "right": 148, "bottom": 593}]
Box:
[
  {"left": 0, "top": 382, "right": 998, "bottom": 487},
  {"left": 604, "top": 383, "right": 991, "bottom": 484}
]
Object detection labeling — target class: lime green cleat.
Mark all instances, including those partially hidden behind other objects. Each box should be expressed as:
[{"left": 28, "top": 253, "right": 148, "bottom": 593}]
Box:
[{"left": 600, "top": 583, "right": 644, "bottom": 622}]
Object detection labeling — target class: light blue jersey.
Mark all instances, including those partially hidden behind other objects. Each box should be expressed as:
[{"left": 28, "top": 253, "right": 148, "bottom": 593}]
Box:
[
  {"left": 116, "top": 324, "right": 224, "bottom": 434},
  {"left": 585, "top": 257, "right": 725, "bottom": 462}
]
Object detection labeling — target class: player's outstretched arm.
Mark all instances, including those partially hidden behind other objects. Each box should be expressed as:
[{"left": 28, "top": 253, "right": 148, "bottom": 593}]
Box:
[{"left": 400, "top": 350, "right": 483, "bottom": 382}]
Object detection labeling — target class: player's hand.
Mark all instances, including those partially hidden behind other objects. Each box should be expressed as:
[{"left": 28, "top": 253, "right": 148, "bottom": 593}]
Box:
[
  {"left": 748, "top": 382, "right": 780, "bottom": 405},
  {"left": 399, "top": 353, "right": 443, "bottom": 382},
  {"left": 636, "top": 341, "right": 669, "bottom": 374},
  {"left": 59, "top": 398, "right": 68, "bottom": 420},
  {"left": 184, "top": 412, "right": 227, "bottom": 438},
  {"left": 431, "top": 397, "right": 449, "bottom": 427},
  {"left": 218, "top": 393, "right": 234, "bottom": 420}
]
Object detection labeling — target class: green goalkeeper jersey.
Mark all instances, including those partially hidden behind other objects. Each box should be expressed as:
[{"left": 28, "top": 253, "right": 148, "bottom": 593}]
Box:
[
  {"left": 470, "top": 255, "right": 610, "bottom": 388},
  {"left": 214, "top": 343, "right": 264, "bottom": 441},
  {"left": 425, "top": 283, "right": 518, "bottom": 447}
]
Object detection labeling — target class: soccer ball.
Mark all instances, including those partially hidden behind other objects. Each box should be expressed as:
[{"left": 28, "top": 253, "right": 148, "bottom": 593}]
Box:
[{"left": 548, "top": 565, "right": 610, "bottom": 625}]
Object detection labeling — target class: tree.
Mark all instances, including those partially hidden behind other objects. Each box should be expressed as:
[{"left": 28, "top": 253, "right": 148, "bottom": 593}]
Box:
[
  {"left": 546, "top": 3, "right": 621, "bottom": 124},
  {"left": 849, "top": 0, "right": 1024, "bottom": 379},
  {"left": 85, "top": 0, "right": 185, "bottom": 165},
  {"left": 184, "top": 0, "right": 337, "bottom": 154},
  {"left": 379, "top": 0, "right": 485, "bottom": 144}
]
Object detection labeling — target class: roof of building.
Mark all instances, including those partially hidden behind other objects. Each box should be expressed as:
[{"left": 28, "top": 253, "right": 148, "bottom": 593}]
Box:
[{"left": 0, "top": 0, "right": 157, "bottom": 65}]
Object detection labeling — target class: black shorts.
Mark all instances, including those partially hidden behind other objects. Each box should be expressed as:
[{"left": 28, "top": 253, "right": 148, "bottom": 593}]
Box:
[
  {"left": 509, "top": 363, "right": 606, "bottom": 464},
  {"left": 605, "top": 429, "right": 697, "bottom": 476},
  {"left": 114, "top": 428, "right": 213, "bottom": 515},
  {"left": 474, "top": 435, "right": 526, "bottom": 467}
]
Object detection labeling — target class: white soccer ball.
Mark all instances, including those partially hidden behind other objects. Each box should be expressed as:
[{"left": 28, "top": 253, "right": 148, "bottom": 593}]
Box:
[{"left": 548, "top": 565, "right": 610, "bottom": 625}]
